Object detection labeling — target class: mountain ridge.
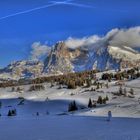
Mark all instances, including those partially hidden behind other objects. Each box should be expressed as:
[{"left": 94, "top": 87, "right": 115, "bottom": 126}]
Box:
[{"left": 0, "top": 41, "right": 140, "bottom": 80}]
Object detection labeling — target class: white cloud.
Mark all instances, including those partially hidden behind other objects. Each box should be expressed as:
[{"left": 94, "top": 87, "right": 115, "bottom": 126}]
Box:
[
  {"left": 30, "top": 42, "right": 51, "bottom": 60},
  {"left": 108, "top": 27, "right": 140, "bottom": 48},
  {"left": 65, "top": 26, "right": 140, "bottom": 50},
  {"left": 65, "top": 37, "right": 87, "bottom": 49},
  {"left": 65, "top": 35, "right": 100, "bottom": 49}
]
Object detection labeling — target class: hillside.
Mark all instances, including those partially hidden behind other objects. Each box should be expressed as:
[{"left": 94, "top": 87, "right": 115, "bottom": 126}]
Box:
[{"left": 0, "top": 67, "right": 140, "bottom": 140}]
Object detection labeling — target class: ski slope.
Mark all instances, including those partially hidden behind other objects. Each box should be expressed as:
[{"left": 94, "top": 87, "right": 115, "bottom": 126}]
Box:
[{"left": 0, "top": 78, "right": 140, "bottom": 140}]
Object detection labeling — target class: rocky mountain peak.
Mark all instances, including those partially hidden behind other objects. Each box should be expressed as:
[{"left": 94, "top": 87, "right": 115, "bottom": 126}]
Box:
[{"left": 0, "top": 40, "right": 140, "bottom": 80}]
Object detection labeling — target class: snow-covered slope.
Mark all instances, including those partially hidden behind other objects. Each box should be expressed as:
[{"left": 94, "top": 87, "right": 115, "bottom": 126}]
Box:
[
  {"left": 0, "top": 77, "right": 140, "bottom": 117},
  {"left": 0, "top": 73, "right": 140, "bottom": 140}
]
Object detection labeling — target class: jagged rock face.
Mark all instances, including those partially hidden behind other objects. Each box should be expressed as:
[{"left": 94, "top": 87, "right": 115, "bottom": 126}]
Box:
[
  {"left": 44, "top": 42, "right": 74, "bottom": 74},
  {"left": 0, "top": 60, "right": 44, "bottom": 80},
  {"left": 44, "top": 41, "right": 140, "bottom": 74}
]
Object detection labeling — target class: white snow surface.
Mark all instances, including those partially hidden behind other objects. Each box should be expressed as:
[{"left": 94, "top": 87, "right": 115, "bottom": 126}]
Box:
[
  {"left": 0, "top": 78, "right": 140, "bottom": 140},
  {"left": 0, "top": 116, "right": 140, "bottom": 140}
]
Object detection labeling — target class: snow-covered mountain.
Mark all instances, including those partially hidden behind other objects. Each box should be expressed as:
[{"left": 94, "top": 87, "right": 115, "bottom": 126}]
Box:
[
  {"left": 0, "top": 60, "right": 44, "bottom": 80},
  {"left": 0, "top": 39, "right": 140, "bottom": 79},
  {"left": 44, "top": 41, "right": 140, "bottom": 74}
]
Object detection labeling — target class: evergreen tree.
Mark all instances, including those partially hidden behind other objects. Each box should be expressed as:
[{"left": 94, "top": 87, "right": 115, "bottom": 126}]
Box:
[
  {"left": 13, "top": 109, "right": 17, "bottom": 116},
  {"left": 8, "top": 110, "right": 12, "bottom": 116},
  {"left": 73, "top": 101, "right": 78, "bottom": 110},
  {"left": 102, "top": 98, "right": 106, "bottom": 104},
  {"left": 97, "top": 96, "right": 103, "bottom": 104},
  {"left": 68, "top": 101, "right": 78, "bottom": 112},
  {"left": 88, "top": 98, "right": 92, "bottom": 108},
  {"left": 105, "top": 95, "right": 109, "bottom": 101},
  {"left": 7, "top": 109, "right": 17, "bottom": 116}
]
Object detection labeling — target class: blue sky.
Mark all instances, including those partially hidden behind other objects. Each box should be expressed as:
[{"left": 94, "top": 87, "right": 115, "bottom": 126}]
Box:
[{"left": 0, "top": 0, "right": 140, "bottom": 67}]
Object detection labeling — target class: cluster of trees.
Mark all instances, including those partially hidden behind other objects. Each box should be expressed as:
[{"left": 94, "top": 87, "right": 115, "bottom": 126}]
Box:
[
  {"left": 0, "top": 79, "right": 32, "bottom": 88},
  {"left": 97, "top": 96, "right": 109, "bottom": 104},
  {"left": 0, "top": 67, "right": 139, "bottom": 89},
  {"left": 88, "top": 96, "right": 109, "bottom": 108},
  {"left": 68, "top": 101, "right": 78, "bottom": 112},
  {"left": 101, "top": 67, "right": 140, "bottom": 82},
  {"left": 32, "top": 70, "right": 98, "bottom": 89},
  {"left": 68, "top": 96, "right": 109, "bottom": 113},
  {"left": 88, "top": 98, "right": 96, "bottom": 108},
  {"left": 0, "top": 80, "right": 17, "bottom": 88},
  {"left": 0, "top": 70, "right": 98, "bottom": 89},
  {"left": 28, "top": 84, "right": 45, "bottom": 91},
  {"left": 118, "top": 86, "right": 134, "bottom": 96},
  {"left": 7, "top": 109, "right": 17, "bottom": 116},
  {"left": 0, "top": 78, "right": 32, "bottom": 88},
  {"left": 11, "top": 87, "right": 23, "bottom": 92}
]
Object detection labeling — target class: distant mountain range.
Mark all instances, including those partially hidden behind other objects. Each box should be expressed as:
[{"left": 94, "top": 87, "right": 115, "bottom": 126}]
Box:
[{"left": 0, "top": 40, "right": 140, "bottom": 80}]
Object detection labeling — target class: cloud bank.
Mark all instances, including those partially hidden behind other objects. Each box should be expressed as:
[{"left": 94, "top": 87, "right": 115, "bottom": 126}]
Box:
[
  {"left": 108, "top": 27, "right": 140, "bottom": 48},
  {"left": 30, "top": 26, "right": 140, "bottom": 60},
  {"left": 30, "top": 42, "right": 51, "bottom": 60},
  {"left": 65, "top": 26, "right": 140, "bottom": 50}
]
